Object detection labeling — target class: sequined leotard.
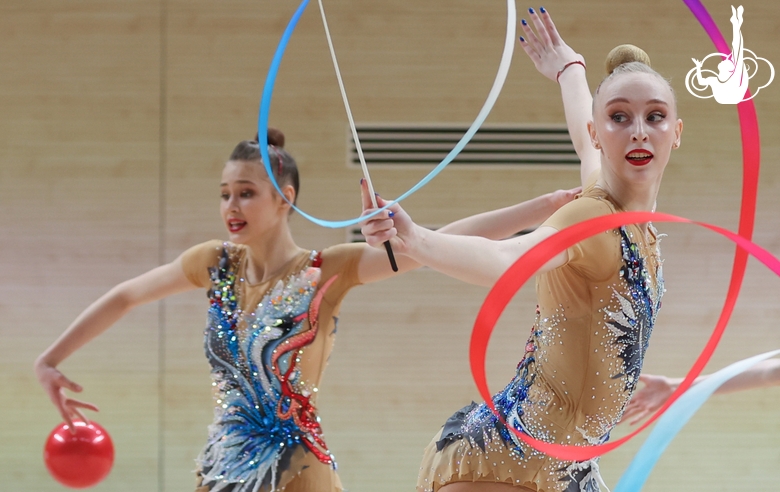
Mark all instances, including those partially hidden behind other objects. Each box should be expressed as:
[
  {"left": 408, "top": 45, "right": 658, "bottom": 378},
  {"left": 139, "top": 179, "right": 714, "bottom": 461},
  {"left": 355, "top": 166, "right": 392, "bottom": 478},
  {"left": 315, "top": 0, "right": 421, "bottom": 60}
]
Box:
[
  {"left": 418, "top": 184, "right": 664, "bottom": 492},
  {"left": 181, "top": 241, "right": 363, "bottom": 492}
]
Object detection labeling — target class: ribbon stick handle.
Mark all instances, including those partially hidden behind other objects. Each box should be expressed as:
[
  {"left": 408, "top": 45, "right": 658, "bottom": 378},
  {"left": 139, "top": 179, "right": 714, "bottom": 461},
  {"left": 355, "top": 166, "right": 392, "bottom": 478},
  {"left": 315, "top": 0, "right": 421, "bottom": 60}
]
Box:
[
  {"left": 367, "top": 184, "right": 398, "bottom": 272},
  {"left": 383, "top": 241, "right": 398, "bottom": 272}
]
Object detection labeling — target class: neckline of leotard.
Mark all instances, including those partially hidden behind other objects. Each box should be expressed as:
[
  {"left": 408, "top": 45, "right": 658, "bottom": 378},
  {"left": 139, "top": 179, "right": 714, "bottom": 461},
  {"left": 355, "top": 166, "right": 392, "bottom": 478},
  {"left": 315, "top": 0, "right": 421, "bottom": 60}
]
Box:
[
  {"left": 588, "top": 185, "right": 659, "bottom": 249},
  {"left": 237, "top": 247, "right": 315, "bottom": 289}
]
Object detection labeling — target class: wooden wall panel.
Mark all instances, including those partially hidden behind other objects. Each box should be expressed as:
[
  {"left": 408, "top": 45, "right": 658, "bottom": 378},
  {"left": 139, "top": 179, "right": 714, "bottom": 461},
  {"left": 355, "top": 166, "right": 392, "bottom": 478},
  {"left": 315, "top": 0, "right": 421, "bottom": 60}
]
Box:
[
  {"left": 2, "top": 0, "right": 778, "bottom": 491},
  {"left": 0, "top": 1, "right": 162, "bottom": 490}
]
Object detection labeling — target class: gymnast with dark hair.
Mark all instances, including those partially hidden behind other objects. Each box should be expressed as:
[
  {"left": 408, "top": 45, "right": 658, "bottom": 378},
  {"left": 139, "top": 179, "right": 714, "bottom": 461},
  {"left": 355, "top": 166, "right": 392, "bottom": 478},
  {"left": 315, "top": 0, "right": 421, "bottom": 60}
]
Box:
[{"left": 34, "top": 126, "right": 579, "bottom": 492}]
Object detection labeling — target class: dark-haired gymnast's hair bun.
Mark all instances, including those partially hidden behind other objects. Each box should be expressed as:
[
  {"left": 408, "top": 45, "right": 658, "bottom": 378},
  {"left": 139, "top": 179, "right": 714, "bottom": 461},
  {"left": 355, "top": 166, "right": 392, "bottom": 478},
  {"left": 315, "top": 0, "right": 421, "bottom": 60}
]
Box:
[
  {"left": 268, "top": 128, "right": 285, "bottom": 148},
  {"left": 605, "top": 44, "right": 652, "bottom": 74},
  {"left": 252, "top": 128, "right": 286, "bottom": 148}
]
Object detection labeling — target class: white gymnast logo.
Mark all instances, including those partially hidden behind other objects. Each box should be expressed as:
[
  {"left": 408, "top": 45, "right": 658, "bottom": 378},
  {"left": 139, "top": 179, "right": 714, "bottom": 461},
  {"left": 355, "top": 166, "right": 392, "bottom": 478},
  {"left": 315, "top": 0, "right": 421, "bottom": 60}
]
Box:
[{"left": 685, "top": 5, "right": 774, "bottom": 104}]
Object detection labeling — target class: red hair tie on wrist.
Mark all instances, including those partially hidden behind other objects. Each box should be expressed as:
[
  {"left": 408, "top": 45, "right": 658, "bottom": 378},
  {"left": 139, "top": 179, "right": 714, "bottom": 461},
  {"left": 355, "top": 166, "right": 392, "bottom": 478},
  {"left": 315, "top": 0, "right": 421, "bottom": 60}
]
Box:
[{"left": 556, "top": 60, "right": 586, "bottom": 83}]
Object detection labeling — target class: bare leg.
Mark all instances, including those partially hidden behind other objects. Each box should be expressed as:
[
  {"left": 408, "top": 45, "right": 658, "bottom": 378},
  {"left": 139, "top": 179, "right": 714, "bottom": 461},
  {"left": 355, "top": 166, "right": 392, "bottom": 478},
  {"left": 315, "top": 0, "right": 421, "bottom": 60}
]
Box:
[{"left": 439, "top": 482, "right": 535, "bottom": 492}]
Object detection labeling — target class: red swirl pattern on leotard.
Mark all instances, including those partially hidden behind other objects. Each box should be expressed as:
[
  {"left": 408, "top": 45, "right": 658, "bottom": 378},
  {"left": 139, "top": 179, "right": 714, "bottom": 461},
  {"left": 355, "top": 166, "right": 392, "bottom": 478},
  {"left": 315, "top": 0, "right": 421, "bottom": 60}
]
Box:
[{"left": 270, "top": 274, "right": 338, "bottom": 463}]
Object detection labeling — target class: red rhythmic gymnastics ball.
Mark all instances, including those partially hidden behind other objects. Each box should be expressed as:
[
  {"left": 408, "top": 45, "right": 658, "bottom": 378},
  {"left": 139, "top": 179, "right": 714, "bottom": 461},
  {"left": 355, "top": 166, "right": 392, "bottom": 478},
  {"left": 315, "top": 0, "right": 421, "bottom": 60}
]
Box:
[{"left": 44, "top": 421, "right": 114, "bottom": 488}]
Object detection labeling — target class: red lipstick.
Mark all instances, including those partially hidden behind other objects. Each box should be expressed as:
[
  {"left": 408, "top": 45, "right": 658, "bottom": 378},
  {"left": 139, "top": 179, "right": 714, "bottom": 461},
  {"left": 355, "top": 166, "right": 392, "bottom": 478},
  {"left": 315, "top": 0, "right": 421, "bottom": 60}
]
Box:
[
  {"left": 227, "top": 219, "right": 247, "bottom": 233},
  {"left": 625, "top": 149, "right": 654, "bottom": 167}
]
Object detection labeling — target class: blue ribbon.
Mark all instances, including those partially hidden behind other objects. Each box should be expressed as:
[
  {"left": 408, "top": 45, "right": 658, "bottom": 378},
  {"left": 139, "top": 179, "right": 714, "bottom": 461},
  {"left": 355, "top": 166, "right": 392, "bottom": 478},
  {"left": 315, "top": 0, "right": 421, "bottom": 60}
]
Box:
[
  {"left": 615, "top": 350, "right": 780, "bottom": 491},
  {"left": 257, "top": 0, "right": 516, "bottom": 228}
]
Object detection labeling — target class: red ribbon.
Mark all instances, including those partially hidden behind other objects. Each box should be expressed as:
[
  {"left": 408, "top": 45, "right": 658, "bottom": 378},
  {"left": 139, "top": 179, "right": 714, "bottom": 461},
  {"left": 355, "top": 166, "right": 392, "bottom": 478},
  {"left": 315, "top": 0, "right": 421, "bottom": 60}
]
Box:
[
  {"left": 470, "top": 211, "right": 779, "bottom": 461},
  {"left": 469, "top": 69, "right": 766, "bottom": 459}
]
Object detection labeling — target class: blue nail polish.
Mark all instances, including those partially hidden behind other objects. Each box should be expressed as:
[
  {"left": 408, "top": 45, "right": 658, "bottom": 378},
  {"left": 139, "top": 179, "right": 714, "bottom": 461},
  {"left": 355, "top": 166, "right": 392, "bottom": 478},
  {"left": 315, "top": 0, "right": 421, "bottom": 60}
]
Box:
[
  {"left": 540, "top": 6, "right": 547, "bottom": 13},
  {"left": 360, "top": 178, "right": 364, "bottom": 184},
  {"left": 528, "top": 7, "right": 535, "bottom": 14},
  {"left": 388, "top": 211, "right": 395, "bottom": 218},
  {"left": 521, "top": 18, "right": 527, "bottom": 25},
  {"left": 519, "top": 36, "right": 525, "bottom": 42}
]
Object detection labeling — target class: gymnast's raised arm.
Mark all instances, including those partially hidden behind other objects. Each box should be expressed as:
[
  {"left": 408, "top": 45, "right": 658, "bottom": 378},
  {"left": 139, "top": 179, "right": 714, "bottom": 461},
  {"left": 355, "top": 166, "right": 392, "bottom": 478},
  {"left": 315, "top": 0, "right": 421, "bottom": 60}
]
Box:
[{"left": 518, "top": 7, "right": 599, "bottom": 186}]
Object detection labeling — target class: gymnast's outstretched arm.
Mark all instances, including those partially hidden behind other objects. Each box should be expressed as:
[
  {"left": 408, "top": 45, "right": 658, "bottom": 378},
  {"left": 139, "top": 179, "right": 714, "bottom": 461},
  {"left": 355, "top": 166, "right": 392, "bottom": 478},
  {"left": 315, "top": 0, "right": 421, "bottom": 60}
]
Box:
[
  {"left": 356, "top": 179, "right": 580, "bottom": 284},
  {"left": 359, "top": 190, "right": 569, "bottom": 287},
  {"left": 621, "top": 358, "right": 780, "bottom": 425},
  {"left": 34, "top": 258, "right": 198, "bottom": 427}
]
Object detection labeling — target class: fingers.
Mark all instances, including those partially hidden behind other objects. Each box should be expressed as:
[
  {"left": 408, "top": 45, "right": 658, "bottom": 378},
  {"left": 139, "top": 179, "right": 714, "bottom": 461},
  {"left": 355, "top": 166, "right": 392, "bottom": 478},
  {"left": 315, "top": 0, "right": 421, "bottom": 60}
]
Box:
[
  {"left": 360, "top": 215, "right": 395, "bottom": 248},
  {"left": 374, "top": 194, "right": 403, "bottom": 217},
  {"left": 520, "top": 7, "right": 556, "bottom": 57},
  {"left": 568, "top": 186, "right": 583, "bottom": 197},
  {"left": 48, "top": 371, "right": 93, "bottom": 429},
  {"left": 528, "top": 8, "right": 552, "bottom": 48},
  {"left": 65, "top": 398, "right": 100, "bottom": 413},
  {"left": 629, "top": 410, "right": 650, "bottom": 426},
  {"left": 61, "top": 398, "right": 98, "bottom": 428},
  {"left": 519, "top": 18, "right": 543, "bottom": 59},
  {"left": 518, "top": 36, "right": 538, "bottom": 61},
  {"left": 365, "top": 227, "right": 398, "bottom": 247},
  {"left": 56, "top": 373, "right": 83, "bottom": 393},
  {"left": 620, "top": 405, "right": 638, "bottom": 421},
  {"left": 361, "top": 179, "right": 399, "bottom": 216},
  {"left": 360, "top": 178, "right": 375, "bottom": 210},
  {"left": 47, "top": 385, "right": 74, "bottom": 428},
  {"left": 360, "top": 199, "right": 394, "bottom": 222},
  {"left": 374, "top": 192, "right": 388, "bottom": 209},
  {"left": 359, "top": 188, "right": 409, "bottom": 250},
  {"left": 360, "top": 193, "right": 397, "bottom": 248},
  {"left": 361, "top": 216, "right": 396, "bottom": 238},
  {"left": 550, "top": 187, "right": 582, "bottom": 210},
  {"left": 621, "top": 401, "right": 649, "bottom": 425},
  {"left": 361, "top": 213, "right": 397, "bottom": 246},
  {"left": 54, "top": 399, "right": 75, "bottom": 429},
  {"left": 71, "top": 407, "right": 90, "bottom": 425},
  {"left": 539, "top": 8, "right": 562, "bottom": 46}
]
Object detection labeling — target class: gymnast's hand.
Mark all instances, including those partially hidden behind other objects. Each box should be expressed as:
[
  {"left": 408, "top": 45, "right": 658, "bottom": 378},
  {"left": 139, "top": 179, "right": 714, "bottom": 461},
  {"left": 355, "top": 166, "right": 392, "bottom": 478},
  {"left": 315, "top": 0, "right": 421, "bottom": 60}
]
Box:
[
  {"left": 549, "top": 186, "right": 582, "bottom": 210},
  {"left": 359, "top": 179, "right": 418, "bottom": 255},
  {"left": 620, "top": 373, "right": 677, "bottom": 425},
  {"left": 518, "top": 7, "right": 585, "bottom": 82},
  {"left": 35, "top": 358, "right": 99, "bottom": 430}
]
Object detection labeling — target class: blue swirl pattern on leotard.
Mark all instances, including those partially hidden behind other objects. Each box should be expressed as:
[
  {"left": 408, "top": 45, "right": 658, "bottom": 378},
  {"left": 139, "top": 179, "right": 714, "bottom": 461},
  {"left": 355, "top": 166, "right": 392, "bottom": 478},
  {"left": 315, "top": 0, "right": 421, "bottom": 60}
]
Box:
[
  {"left": 196, "top": 245, "right": 334, "bottom": 492},
  {"left": 434, "top": 226, "right": 664, "bottom": 492}
]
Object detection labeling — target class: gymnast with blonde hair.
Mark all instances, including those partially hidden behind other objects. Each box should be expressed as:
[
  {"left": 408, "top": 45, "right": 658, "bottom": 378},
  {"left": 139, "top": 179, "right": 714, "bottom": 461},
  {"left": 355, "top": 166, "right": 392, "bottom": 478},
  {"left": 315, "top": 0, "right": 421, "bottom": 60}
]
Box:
[{"left": 361, "top": 7, "right": 683, "bottom": 491}]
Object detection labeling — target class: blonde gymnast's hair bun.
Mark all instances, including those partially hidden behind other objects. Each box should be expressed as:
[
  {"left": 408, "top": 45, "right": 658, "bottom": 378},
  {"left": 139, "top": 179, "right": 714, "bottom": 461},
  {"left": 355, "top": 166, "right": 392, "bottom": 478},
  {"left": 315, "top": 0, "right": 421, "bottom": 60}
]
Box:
[
  {"left": 605, "top": 44, "right": 651, "bottom": 75},
  {"left": 595, "top": 44, "right": 676, "bottom": 107}
]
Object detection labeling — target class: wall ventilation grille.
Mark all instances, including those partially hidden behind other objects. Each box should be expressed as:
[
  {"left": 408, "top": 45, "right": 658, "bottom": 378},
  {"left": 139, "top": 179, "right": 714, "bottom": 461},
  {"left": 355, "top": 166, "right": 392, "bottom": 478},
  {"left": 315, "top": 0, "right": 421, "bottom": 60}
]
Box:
[{"left": 348, "top": 124, "right": 577, "bottom": 168}]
